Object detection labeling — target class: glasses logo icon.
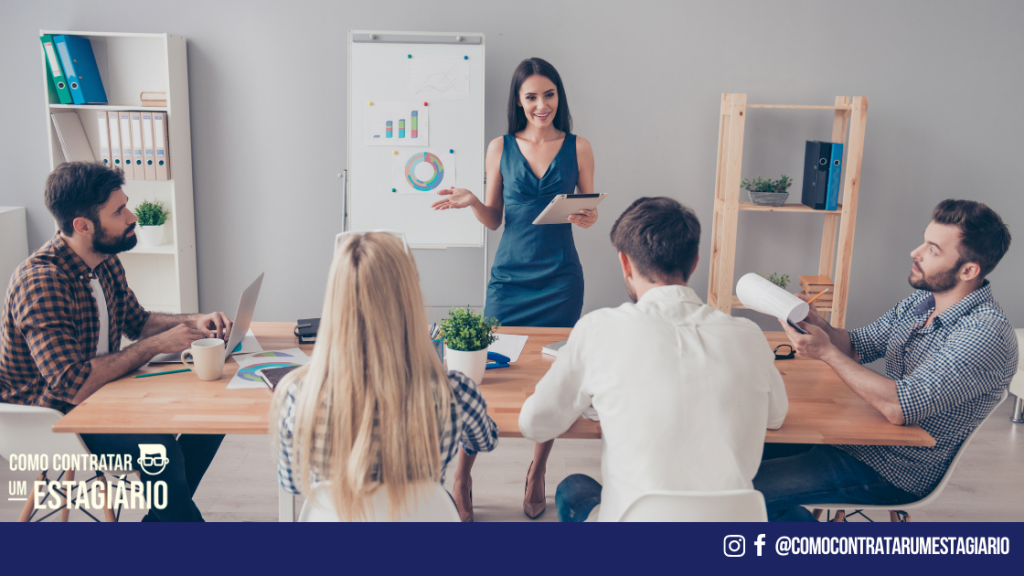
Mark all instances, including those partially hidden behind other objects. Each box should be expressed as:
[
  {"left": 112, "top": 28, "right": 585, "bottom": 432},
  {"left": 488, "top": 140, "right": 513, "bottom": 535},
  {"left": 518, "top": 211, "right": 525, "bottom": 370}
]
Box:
[
  {"left": 138, "top": 444, "right": 169, "bottom": 475},
  {"left": 723, "top": 535, "right": 746, "bottom": 557}
]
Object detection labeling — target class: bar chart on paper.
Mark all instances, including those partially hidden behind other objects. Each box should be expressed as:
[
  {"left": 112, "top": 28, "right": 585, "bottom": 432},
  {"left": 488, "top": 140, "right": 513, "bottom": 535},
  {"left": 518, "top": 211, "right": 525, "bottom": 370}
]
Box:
[{"left": 365, "top": 102, "right": 429, "bottom": 146}]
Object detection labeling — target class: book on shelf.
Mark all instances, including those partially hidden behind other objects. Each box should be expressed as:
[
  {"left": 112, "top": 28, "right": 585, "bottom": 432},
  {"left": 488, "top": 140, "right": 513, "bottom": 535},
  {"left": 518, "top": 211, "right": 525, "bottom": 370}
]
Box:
[
  {"left": 50, "top": 112, "right": 95, "bottom": 162},
  {"left": 140, "top": 91, "right": 167, "bottom": 107},
  {"left": 53, "top": 35, "right": 107, "bottom": 105}
]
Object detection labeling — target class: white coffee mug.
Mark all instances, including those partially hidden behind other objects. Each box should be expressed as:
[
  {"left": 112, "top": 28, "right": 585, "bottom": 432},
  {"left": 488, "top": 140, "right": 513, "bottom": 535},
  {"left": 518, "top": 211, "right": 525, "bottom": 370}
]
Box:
[{"left": 180, "top": 338, "right": 225, "bottom": 381}]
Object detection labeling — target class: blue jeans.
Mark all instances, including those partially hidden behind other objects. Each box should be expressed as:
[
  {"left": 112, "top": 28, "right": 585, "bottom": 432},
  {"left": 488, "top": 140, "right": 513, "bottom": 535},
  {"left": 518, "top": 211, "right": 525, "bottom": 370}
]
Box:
[
  {"left": 753, "top": 444, "right": 918, "bottom": 522},
  {"left": 81, "top": 433, "right": 223, "bottom": 522},
  {"left": 555, "top": 474, "right": 602, "bottom": 522}
]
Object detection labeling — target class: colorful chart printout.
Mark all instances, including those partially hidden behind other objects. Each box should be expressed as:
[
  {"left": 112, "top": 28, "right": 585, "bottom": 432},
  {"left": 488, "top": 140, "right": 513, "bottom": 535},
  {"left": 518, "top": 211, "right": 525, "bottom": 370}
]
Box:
[
  {"left": 391, "top": 148, "right": 456, "bottom": 194},
  {"left": 365, "top": 102, "right": 429, "bottom": 146}
]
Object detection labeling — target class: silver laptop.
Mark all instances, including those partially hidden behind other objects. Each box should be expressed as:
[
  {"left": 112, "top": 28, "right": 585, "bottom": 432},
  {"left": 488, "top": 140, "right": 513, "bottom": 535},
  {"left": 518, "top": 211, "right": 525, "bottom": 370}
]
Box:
[{"left": 149, "top": 273, "right": 264, "bottom": 363}]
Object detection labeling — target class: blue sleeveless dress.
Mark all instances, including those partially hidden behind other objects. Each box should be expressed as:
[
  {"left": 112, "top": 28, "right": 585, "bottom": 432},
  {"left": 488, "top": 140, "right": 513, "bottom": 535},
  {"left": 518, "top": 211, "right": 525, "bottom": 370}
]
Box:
[{"left": 484, "top": 134, "right": 584, "bottom": 328}]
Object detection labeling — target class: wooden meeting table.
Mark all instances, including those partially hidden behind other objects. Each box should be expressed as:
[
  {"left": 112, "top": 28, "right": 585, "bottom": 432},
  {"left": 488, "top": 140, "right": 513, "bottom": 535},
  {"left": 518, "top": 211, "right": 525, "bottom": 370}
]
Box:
[{"left": 52, "top": 322, "right": 934, "bottom": 521}]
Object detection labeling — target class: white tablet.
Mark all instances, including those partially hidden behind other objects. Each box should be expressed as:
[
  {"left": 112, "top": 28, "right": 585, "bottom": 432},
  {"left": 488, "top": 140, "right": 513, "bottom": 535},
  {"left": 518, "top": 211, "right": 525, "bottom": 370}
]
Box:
[{"left": 532, "top": 193, "right": 607, "bottom": 225}]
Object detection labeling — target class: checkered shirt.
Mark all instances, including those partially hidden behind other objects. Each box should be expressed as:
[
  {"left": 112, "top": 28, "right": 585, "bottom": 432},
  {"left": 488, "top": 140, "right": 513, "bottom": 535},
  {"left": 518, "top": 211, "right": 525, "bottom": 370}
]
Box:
[
  {"left": 836, "top": 281, "right": 1018, "bottom": 497},
  {"left": 0, "top": 233, "right": 150, "bottom": 411},
  {"left": 277, "top": 370, "right": 498, "bottom": 494}
]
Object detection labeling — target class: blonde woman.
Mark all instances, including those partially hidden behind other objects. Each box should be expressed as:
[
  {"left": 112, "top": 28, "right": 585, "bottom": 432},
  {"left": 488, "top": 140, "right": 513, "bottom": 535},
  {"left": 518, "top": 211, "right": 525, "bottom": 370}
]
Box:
[{"left": 272, "top": 232, "right": 498, "bottom": 521}]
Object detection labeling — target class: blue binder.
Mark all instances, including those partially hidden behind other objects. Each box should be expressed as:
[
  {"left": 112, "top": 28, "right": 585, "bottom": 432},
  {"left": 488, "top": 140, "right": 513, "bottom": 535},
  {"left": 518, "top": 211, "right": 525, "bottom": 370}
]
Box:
[
  {"left": 53, "top": 35, "right": 107, "bottom": 105},
  {"left": 825, "top": 143, "right": 844, "bottom": 211}
]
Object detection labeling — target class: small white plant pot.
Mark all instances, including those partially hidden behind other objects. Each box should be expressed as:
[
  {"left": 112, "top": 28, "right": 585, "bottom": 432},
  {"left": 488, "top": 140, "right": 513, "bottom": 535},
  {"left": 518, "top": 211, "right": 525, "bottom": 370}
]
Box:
[
  {"left": 444, "top": 346, "right": 488, "bottom": 386},
  {"left": 136, "top": 224, "right": 166, "bottom": 248}
]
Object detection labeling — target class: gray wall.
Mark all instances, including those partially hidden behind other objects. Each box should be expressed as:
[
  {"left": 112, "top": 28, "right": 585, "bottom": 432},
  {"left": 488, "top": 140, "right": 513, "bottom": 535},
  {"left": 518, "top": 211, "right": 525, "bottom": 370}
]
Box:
[{"left": 2, "top": 0, "right": 1021, "bottom": 331}]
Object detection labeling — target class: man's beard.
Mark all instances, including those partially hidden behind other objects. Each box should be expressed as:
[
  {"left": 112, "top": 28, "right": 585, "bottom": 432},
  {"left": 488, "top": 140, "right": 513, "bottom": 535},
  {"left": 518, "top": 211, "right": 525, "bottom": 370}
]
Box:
[
  {"left": 92, "top": 221, "right": 137, "bottom": 255},
  {"left": 909, "top": 260, "right": 961, "bottom": 293},
  {"left": 625, "top": 279, "right": 638, "bottom": 303}
]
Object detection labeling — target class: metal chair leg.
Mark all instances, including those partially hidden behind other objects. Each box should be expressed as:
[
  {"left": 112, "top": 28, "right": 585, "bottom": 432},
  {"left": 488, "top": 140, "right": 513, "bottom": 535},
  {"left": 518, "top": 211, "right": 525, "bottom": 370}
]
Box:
[{"left": 1011, "top": 396, "right": 1024, "bottom": 424}]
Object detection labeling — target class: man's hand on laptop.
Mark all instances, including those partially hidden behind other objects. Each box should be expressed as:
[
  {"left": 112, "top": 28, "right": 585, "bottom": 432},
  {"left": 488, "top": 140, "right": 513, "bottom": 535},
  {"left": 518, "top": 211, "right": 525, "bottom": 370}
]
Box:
[
  {"left": 196, "top": 312, "right": 233, "bottom": 340},
  {"left": 153, "top": 324, "right": 209, "bottom": 354}
]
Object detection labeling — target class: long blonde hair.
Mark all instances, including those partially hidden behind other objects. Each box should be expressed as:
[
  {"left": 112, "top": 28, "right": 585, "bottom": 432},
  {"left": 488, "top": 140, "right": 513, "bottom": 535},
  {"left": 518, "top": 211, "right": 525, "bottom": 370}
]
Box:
[{"left": 272, "top": 232, "right": 451, "bottom": 520}]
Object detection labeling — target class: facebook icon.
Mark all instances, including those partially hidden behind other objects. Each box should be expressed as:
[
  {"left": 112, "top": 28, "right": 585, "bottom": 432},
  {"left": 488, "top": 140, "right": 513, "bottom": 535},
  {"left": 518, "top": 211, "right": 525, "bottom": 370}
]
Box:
[{"left": 755, "top": 534, "right": 766, "bottom": 556}]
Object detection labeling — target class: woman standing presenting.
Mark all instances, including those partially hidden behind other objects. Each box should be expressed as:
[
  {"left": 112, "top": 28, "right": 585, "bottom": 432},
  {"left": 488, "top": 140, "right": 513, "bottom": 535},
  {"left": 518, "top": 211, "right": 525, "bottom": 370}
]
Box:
[{"left": 432, "top": 57, "right": 596, "bottom": 520}]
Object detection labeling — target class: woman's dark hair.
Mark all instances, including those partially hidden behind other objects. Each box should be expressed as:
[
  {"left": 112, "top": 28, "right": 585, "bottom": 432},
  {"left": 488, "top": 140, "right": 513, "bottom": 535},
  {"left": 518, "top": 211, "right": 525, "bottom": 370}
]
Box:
[
  {"left": 610, "top": 197, "right": 702, "bottom": 283},
  {"left": 931, "top": 199, "right": 1011, "bottom": 278},
  {"left": 45, "top": 161, "right": 125, "bottom": 235},
  {"left": 506, "top": 58, "right": 572, "bottom": 135}
]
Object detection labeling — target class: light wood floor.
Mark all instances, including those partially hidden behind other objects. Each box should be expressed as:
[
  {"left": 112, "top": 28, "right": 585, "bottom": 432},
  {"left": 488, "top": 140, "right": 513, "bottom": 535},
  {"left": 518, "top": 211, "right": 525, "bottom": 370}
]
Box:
[{"left": 4, "top": 400, "right": 1023, "bottom": 522}]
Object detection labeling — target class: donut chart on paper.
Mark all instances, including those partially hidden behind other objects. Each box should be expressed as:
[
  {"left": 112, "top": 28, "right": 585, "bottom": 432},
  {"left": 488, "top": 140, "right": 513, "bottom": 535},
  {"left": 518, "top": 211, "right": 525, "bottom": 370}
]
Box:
[
  {"left": 404, "top": 152, "right": 445, "bottom": 191},
  {"left": 237, "top": 362, "right": 302, "bottom": 383}
]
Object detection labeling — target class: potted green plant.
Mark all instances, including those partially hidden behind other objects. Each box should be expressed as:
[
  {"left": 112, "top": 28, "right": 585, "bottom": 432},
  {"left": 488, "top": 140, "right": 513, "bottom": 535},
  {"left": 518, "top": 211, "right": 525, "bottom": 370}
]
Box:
[
  {"left": 440, "top": 307, "right": 500, "bottom": 385},
  {"left": 742, "top": 175, "right": 792, "bottom": 207},
  {"left": 759, "top": 272, "right": 790, "bottom": 289},
  {"left": 134, "top": 200, "right": 170, "bottom": 248}
]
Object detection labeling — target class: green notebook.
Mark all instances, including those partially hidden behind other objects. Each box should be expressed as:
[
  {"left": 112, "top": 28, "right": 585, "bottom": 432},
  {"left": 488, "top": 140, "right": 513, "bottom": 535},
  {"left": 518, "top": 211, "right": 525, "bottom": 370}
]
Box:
[{"left": 40, "top": 34, "right": 73, "bottom": 104}]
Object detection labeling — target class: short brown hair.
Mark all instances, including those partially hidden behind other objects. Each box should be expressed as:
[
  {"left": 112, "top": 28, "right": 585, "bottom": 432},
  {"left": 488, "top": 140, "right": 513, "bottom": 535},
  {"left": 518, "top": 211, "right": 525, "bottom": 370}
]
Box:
[
  {"left": 931, "top": 199, "right": 1011, "bottom": 277},
  {"left": 44, "top": 161, "right": 125, "bottom": 236},
  {"left": 609, "top": 197, "right": 701, "bottom": 282}
]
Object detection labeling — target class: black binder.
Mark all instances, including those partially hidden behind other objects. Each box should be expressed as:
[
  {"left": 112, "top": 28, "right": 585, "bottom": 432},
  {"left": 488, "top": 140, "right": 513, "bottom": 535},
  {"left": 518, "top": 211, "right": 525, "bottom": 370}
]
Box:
[{"left": 801, "top": 141, "right": 832, "bottom": 210}]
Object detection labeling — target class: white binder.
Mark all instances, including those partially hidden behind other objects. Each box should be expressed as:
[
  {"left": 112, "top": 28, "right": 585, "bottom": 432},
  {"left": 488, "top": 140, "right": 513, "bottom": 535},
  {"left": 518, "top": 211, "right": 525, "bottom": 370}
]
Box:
[
  {"left": 96, "top": 111, "right": 111, "bottom": 167},
  {"left": 141, "top": 112, "right": 157, "bottom": 180},
  {"left": 49, "top": 112, "right": 95, "bottom": 163},
  {"left": 118, "top": 111, "right": 135, "bottom": 179},
  {"left": 153, "top": 112, "right": 170, "bottom": 180},
  {"left": 107, "top": 110, "right": 124, "bottom": 171},
  {"left": 129, "top": 111, "right": 144, "bottom": 177}
]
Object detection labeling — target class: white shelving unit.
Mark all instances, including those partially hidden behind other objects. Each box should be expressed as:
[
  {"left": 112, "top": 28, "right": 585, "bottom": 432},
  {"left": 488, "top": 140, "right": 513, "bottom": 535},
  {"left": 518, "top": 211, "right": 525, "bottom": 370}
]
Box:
[{"left": 41, "top": 31, "right": 197, "bottom": 314}]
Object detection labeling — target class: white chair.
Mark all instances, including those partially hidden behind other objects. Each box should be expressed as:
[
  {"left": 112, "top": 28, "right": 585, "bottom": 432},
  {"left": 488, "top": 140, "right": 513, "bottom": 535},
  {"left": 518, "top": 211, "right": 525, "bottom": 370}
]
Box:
[
  {"left": 298, "top": 481, "right": 461, "bottom": 522},
  {"left": 810, "top": 390, "right": 1008, "bottom": 522},
  {"left": 618, "top": 489, "right": 768, "bottom": 522},
  {"left": 1009, "top": 329, "right": 1023, "bottom": 423},
  {"left": 0, "top": 403, "right": 121, "bottom": 522}
]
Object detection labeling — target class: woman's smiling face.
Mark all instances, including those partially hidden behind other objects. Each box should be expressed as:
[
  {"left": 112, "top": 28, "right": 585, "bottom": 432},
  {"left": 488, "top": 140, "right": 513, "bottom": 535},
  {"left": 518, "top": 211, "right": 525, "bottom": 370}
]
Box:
[{"left": 519, "top": 74, "right": 558, "bottom": 129}]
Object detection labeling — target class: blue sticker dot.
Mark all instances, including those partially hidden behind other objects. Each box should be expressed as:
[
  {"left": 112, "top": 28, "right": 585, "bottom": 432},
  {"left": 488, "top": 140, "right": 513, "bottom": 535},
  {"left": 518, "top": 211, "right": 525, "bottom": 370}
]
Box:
[
  {"left": 463, "top": 55, "right": 468, "bottom": 60},
  {"left": 449, "top": 149, "right": 454, "bottom": 153}
]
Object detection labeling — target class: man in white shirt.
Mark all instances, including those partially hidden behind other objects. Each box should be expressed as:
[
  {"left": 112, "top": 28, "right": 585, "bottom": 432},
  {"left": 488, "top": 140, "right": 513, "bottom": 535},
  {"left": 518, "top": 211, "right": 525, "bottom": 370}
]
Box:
[{"left": 519, "top": 197, "right": 789, "bottom": 522}]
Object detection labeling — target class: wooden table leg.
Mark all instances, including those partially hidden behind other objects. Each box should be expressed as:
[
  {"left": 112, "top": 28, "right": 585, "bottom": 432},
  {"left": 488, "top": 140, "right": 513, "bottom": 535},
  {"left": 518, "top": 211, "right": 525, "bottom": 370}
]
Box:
[
  {"left": 17, "top": 473, "right": 45, "bottom": 522},
  {"left": 279, "top": 485, "right": 295, "bottom": 522},
  {"left": 60, "top": 469, "right": 75, "bottom": 522}
]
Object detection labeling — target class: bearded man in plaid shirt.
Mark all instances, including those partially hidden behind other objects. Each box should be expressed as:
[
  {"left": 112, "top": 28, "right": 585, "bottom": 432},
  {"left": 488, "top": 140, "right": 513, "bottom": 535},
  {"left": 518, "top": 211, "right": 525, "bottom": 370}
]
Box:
[
  {"left": 1, "top": 162, "right": 235, "bottom": 522},
  {"left": 754, "top": 199, "right": 1016, "bottom": 522}
]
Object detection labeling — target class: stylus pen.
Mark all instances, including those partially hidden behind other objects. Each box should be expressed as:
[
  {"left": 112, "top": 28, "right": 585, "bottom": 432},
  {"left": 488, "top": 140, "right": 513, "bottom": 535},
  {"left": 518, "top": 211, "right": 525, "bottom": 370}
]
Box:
[{"left": 135, "top": 368, "right": 190, "bottom": 378}]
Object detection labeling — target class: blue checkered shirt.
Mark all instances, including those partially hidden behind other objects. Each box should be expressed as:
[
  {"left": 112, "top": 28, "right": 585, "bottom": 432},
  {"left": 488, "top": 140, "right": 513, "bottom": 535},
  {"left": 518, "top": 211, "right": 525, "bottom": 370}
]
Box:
[
  {"left": 277, "top": 370, "right": 498, "bottom": 494},
  {"left": 836, "top": 281, "right": 1018, "bottom": 497}
]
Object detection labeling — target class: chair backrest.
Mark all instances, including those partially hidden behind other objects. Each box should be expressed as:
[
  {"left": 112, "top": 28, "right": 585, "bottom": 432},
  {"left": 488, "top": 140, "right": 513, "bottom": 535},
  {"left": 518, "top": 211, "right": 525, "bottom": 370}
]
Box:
[
  {"left": 1009, "top": 329, "right": 1024, "bottom": 398},
  {"left": 619, "top": 489, "right": 768, "bottom": 522},
  {"left": 0, "top": 403, "right": 90, "bottom": 462},
  {"left": 910, "top": 389, "right": 1009, "bottom": 508},
  {"left": 298, "top": 482, "right": 461, "bottom": 522}
]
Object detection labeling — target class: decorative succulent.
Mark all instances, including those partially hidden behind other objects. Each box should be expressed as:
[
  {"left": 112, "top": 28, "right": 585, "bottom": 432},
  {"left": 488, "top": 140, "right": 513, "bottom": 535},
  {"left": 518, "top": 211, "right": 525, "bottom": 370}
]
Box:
[
  {"left": 134, "top": 200, "right": 169, "bottom": 227},
  {"left": 440, "top": 307, "right": 500, "bottom": 352},
  {"left": 742, "top": 175, "right": 793, "bottom": 194},
  {"left": 759, "top": 272, "right": 790, "bottom": 289}
]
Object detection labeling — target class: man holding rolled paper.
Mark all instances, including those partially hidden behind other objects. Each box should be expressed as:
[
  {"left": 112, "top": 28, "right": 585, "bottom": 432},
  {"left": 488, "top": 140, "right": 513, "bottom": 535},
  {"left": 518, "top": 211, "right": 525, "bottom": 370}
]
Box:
[{"left": 751, "top": 199, "right": 1017, "bottom": 522}]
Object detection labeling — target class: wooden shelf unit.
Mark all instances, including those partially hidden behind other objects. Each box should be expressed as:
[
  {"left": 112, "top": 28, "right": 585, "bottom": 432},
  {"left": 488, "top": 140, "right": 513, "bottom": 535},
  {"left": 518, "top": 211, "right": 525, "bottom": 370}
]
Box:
[
  {"left": 40, "top": 30, "right": 197, "bottom": 314},
  {"left": 707, "top": 93, "right": 868, "bottom": 328}
]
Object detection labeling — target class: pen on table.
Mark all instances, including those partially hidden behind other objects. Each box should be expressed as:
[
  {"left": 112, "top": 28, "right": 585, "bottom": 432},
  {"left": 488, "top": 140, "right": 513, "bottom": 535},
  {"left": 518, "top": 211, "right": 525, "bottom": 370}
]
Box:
[
  {"left": 135, "top": 368, "right": 190, "bottom": 378},
  {"left": 805, "top": 288, "right": 829, "bottom": 305}
]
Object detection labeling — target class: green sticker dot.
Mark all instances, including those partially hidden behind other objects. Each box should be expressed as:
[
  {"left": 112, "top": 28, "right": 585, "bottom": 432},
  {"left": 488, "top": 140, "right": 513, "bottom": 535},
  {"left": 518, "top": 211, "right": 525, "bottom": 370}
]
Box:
[
  {"left": 392, "top": 188, "right": 396, "bottom": 192},
  {"left": 407, "top": 54, "right": 412, "bottom": 58}
]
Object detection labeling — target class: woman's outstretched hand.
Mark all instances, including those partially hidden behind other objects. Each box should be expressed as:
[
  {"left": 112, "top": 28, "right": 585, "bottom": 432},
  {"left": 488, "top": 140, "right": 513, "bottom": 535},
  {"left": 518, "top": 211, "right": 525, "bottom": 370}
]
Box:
[
  {"left": 569, "top": 208, "right": 598, "bottom": 229},
  {"left": 431, "top": 188, "right": 478, "bottom": 211}
]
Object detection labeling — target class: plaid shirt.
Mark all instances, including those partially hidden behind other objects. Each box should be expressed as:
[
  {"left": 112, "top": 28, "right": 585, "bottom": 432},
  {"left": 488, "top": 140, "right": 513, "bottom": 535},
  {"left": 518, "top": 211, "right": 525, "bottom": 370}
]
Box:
[
  {"left": 278, "top": 370, "right": 498, "bottom": 493},
  {"left": 836, "top": 281, "right": 1018, "bottom": 497},
  {"left": 0, "top": 233, "right": 150, "bottom": 411}
]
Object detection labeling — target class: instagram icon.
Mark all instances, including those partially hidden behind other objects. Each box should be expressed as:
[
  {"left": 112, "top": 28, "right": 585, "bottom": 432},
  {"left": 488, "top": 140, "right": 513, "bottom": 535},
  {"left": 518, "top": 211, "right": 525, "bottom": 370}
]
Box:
[{"left": 723, "top": 535, "right": 746, "bottom": 557}]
